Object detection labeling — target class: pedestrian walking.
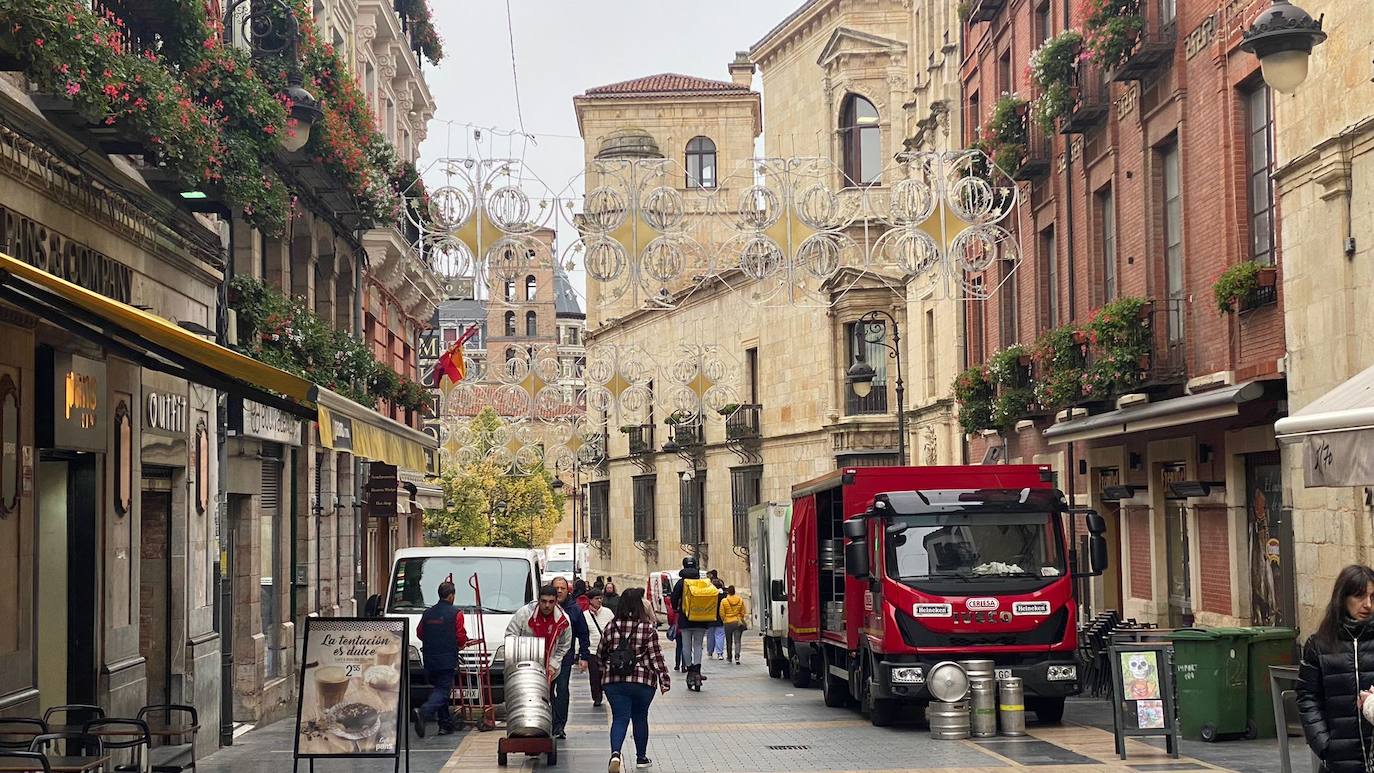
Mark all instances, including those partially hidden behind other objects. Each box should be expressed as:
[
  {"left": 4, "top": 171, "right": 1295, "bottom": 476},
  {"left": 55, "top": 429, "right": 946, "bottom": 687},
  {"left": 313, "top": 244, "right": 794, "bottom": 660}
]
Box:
[
  {"left": 547, "top": 575, "right": 590, "bottom": 738},
  {"left": 602, "top": 580, "right": 621, "bottom": 613},
  {"left": 411, "top": 580, "right": 470, "bottom": 737},
  {"left": 574, "top": 578, "right": 591, "bottom": 613},
  {"left": 584, "top": 589, "right": 616, "bottom": 708},
  {"left": 706, "top": 577, "right": 726, "bottom": 660},
  {"left": 505, "top": 584, "right": 573, "bottom": 670},
  {"left": 1297, "top": 564, "right": 1374, "bottom": 773},
  {"left": 599, "top": 587, "right": 670, "bottom": 772},
  {"left": 664, "top": 595, "right": 682, "bottom": 672},
  {"left": 721, "top": 585, "right": 747, "bottom": 665},
  {"left": 670, "top": 556, "right": 722, "bottom": 691}
]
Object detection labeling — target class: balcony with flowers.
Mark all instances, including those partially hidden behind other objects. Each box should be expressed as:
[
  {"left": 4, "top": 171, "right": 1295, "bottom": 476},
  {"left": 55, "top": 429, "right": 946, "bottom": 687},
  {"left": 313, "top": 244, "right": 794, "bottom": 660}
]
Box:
[{"left": 1082, "top": 0, "right": 1176, "bottom": 83}]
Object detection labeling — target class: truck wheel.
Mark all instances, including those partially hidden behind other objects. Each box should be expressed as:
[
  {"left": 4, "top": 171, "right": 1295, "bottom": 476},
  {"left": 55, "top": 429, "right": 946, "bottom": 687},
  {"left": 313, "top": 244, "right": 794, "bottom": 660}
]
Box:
[
  {"left": 820, "top": 649, "right": 850, "bottom": 708},
  {"left": 1031, "top": 697, "right": 1065, "bottom": 724},
  {"left": 789, "top": 651, "right": 812, "bottom": 688},
  {"left": 862, "top": 680, "right": 897, "bottom": 727}
]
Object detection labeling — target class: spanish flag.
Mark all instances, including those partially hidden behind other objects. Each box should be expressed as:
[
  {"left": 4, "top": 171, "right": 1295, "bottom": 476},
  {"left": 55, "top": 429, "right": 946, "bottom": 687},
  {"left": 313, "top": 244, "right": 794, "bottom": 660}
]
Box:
[{"left": 433, "top": 325, "right": 477, "bottom": 388}]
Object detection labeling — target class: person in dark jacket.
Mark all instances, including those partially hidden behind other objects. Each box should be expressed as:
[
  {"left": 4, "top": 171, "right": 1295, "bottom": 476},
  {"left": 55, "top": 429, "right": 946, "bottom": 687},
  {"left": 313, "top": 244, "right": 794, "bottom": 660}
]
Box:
[
  {"left": 670, "top": 556, "right": 720, "bottom": 690},
  {"left": 551, "top": 575, "right": 590, "bottom": 739},
  {"left": 602, "top": 581, "right": 621, "bottom": 613},
  {"left": 412, "top": 580, "right": 469, "bottom": 737},
  {"left": 1298, "top": 564, "right": 1374, "bottom": 773}
]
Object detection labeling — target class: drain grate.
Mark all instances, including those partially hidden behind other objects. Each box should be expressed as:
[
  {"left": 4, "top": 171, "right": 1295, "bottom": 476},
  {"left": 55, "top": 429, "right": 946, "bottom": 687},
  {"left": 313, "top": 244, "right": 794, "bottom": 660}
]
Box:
[{"left": 766, "top": 745, "right": 810, "bottom": 751}]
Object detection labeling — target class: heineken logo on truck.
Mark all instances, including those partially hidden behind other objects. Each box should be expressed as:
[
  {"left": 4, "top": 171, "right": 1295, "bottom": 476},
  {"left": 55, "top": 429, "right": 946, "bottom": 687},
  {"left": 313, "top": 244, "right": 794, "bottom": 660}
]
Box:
[
  {"left": 965, "top": 597, "right": 1000, "bottom": 611},
  {"left": 912, "top": 603, "right": 952, "bottom": 618},
  {"left": 1013, "top": 601, "right": 1052, "bottom": 616}
]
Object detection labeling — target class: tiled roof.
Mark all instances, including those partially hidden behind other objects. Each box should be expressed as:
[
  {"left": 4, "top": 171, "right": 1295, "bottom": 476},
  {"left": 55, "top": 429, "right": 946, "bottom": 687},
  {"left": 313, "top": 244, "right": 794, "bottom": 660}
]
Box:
[{"left": 582, "top": 73, "right": 751, "bottom": 99}]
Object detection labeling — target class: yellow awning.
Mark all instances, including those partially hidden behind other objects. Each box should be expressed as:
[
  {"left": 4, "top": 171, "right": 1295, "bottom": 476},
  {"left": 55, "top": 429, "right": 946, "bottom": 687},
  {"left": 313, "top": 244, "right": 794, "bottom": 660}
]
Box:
[
  {"left": 315, "top": 387, "right": 438, "bottom": 475},
  {"left": 0, "top": 251, "right": 315, "bottom": 411}
]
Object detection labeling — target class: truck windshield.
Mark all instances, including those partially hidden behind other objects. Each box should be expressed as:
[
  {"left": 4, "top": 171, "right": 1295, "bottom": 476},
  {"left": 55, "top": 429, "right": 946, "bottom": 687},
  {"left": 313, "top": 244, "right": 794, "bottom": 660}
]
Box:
[
  {"left": 545, "top": 560, "right": 574, "bottom": 572},
  {"left": 886, "top": 512, "right": 1065, "bottom": 581},
  {"left": 388, "top": 556, "right": 534, "bottom": 614}
]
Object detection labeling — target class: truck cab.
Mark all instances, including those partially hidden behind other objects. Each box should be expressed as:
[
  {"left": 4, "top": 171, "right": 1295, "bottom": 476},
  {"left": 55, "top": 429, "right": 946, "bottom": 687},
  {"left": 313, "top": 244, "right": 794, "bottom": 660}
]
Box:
[{"left": 786, "top": 466, "right": 1107, "bottom": 727}]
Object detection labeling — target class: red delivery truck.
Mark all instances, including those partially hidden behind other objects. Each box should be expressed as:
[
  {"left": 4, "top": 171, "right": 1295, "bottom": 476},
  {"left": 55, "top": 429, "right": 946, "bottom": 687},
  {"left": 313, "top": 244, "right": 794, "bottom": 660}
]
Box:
[{"left": 784, "top": 465, "right": 1106, "bottom": 726}]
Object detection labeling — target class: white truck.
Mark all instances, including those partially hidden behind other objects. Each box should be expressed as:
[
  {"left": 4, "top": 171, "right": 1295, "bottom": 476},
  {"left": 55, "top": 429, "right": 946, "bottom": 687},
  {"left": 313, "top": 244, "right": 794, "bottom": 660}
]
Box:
[
  {"left": 383, "top": 546, "right": 542, "bottom": 708},
  {"left": 748, "top": 502, "right": 792, "bottom": 679},
  {"left": 544, "top": 542, "right": 590, "bottom": 584}
]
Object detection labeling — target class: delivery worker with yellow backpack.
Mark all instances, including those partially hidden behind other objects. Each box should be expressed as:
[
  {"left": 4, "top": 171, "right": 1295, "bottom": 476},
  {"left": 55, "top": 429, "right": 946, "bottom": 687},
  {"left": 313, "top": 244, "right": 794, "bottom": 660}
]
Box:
[{"left": 669, "top": 556, "right": 721, "bottom": 692}]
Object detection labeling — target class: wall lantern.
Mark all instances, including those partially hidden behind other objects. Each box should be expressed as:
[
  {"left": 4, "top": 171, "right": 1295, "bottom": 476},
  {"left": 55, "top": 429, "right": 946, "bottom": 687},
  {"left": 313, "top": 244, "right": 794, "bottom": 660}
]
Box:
[
  {"left": 1240, "top": 0, "right": 1328, "bottom": 94},
  {"left": 220, "top": 0, "right": 324, "bottom": 152}
]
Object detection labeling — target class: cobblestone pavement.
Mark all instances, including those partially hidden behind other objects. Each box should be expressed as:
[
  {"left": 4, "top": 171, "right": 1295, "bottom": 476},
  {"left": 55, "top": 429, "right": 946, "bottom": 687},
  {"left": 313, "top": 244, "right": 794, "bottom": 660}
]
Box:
[{"left": 199, "top": 636, "right": 1293, "bottom": 773}]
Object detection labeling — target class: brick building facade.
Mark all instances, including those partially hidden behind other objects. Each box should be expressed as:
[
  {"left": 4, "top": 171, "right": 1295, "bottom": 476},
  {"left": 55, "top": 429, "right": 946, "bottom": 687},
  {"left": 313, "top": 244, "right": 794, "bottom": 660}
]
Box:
[{"left": 959, "top": 0, "right": 1291, "bottom": 627}]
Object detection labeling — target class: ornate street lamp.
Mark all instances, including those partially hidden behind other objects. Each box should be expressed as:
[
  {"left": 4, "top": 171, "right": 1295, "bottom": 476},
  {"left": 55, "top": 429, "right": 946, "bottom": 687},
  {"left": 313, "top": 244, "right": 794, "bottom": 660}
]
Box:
[
  {"left": 845, "top": 309, "right": 907, "bottom": 466},
  {"left": 1240, "top": 0, "right": 1328, "bottom": 94},
  {"left": 220, "top": 0, "right": 323, "bottom": 151}
]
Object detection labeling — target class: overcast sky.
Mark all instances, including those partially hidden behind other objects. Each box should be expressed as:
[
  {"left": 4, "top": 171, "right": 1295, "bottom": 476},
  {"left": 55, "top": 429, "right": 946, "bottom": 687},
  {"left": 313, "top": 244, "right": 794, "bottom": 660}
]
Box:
[{"left": 416, "top": 1, "right": 802, "bottom": 301}]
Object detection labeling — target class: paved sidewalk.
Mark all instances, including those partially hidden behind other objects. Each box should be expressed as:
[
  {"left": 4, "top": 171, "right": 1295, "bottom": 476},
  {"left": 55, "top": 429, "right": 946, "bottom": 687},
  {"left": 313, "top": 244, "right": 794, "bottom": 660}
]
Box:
[{"left": 199, "top": 636, "right": 1294, "bottom": 773}]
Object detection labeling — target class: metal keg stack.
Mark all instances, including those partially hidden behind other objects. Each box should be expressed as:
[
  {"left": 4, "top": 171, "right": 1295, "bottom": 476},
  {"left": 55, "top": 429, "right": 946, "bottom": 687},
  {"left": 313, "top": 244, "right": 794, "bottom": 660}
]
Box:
[
  {"left": 924, "top": 660, "right": 1027, "bottom": 741},
  {"left": 960, "top": 660, "right": 997, "bottom": 739},
  {"left": 503, "top": 636, "right": 553, "bottom": 738},
  {"left": 926, "top": 661, "right": 972, "bottom": 740}
]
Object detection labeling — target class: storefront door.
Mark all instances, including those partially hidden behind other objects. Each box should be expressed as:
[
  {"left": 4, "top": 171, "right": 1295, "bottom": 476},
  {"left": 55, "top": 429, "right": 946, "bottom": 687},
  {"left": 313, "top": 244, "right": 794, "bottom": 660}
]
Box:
[
  {"left": 1165, "top": 498, "right": 1193, "bottom": 627},
  {"left": 139, "top": 474, "right": 173, "bottom": 706},
  {"left": 37, "top": 453, "right": 98, "bottom": 708},
  {"left": 1247, "top": 452, "right": 1294, "bottom": 626}
]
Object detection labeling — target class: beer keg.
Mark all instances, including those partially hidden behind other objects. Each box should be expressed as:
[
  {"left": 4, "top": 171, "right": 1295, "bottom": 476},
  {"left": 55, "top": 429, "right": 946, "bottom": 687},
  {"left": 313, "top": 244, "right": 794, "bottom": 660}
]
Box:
[
  {"left": 959, "top": 659, "right": 996, "bottom": 684},
  {"left": 927, "top": 699, "right": 971, "bottom": 740},
  {"left": 998, "top": 676, "right": 1026, "bottom": 736},
  {"left": 927, "top": 661, "right": 970, "bottom": 703},
  {"left": 504, "top": 660, "right": 552, "bottom": 738},
  {"left": 969, "top": 678, "right": 997, "bottom": 738},
  {"left": 504, "top": 635, "right": 546, "bottom": 669}
]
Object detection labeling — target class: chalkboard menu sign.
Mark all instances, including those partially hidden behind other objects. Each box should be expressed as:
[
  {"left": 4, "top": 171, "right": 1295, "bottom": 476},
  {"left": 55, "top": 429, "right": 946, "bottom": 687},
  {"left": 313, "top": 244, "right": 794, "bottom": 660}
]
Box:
[
  {"left": 293, "top": 617, "right": 410, "bottom": 773},
  {"left": 1109, "top": 641, "right": 1181, "bottom": 759}
]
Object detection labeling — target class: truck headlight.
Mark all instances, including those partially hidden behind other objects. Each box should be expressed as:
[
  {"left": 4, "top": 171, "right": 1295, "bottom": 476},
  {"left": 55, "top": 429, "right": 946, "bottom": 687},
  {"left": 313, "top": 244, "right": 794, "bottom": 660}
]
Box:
[
  {"left": 1047, "top": 665, "right": 1077, "bottom": 682},
  {"left": 891, "top": 666, "right": 924, "bottom": 684}
]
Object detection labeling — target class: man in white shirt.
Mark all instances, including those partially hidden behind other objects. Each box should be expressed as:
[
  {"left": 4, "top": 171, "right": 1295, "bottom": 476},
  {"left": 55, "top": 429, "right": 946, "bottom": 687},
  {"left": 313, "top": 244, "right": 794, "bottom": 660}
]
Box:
[{"left": 583, "top": 590, "right": 616, "bottom": 708}]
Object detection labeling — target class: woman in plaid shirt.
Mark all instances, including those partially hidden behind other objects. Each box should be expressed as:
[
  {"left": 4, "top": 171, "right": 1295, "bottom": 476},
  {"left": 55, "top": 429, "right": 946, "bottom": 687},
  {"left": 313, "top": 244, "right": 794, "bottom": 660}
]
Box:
[{"left": 598, "top": 587, "right": 670, "bottom": 771}]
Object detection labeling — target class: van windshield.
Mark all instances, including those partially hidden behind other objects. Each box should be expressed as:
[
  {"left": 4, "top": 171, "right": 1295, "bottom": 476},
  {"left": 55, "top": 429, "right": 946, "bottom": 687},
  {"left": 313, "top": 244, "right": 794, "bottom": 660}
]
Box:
[
  {"left": 545, "top": 560, "right": 574, "bottom": 573},
  {"left": 886, "top": 512, "right": 1065, "bottom": 581},
  {"left": 388, "top": 556, "right": 534, "bottom": 614}
]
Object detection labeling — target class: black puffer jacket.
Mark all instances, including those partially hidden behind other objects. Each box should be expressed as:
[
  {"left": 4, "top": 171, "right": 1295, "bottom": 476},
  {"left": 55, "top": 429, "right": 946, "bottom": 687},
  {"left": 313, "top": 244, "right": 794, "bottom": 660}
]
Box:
[{"left": 1297, "top": 619, "right": 1374, "bottom": 773}]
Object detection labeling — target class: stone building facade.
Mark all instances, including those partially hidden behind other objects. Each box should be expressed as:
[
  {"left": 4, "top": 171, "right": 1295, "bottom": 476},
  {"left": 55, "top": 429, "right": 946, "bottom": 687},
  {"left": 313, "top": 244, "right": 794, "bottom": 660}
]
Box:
[
  {"left": 574, "top": 0, "right": 970, "bottom": 593},
  {"left": 959, "top": 0, "right": 1289, "bottom": 628},
  {"left": 1267, "top": 0, "right": 1374, "bottom": 634}
]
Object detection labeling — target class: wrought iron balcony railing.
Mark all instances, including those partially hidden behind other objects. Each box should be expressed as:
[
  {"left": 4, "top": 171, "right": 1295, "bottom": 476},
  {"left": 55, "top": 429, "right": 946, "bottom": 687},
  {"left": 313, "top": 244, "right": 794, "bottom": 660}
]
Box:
[
  {"left": 663, "top": 419, "right": 704, "bottom": 450},
  {"left": 1109, "top": 1, "right": 1177, "bottom": 82},
  {"left": 1061, "top": 61, "right": 1111, "bottom": 134},
  {"left": 725, "top": 404, "right": 762, "bottom": 441},
  {"left": 1014, "top": 120, "right": 1053, "bottom": 181},
  {"left": 627, "top": 424, "right": 655, "bottom": 456}
]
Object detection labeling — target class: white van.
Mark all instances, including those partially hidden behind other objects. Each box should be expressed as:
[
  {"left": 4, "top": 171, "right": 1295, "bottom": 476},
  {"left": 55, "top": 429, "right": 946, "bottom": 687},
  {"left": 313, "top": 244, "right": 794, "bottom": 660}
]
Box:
[
  {"left": 384, "top": 546, "right": 541, "bottom": 708},
  {"left": 646, "top": 569, "right": 680, "bottom": 621},
  {"left": 544, "top": 542, "right": 589, "bottom": 583}
]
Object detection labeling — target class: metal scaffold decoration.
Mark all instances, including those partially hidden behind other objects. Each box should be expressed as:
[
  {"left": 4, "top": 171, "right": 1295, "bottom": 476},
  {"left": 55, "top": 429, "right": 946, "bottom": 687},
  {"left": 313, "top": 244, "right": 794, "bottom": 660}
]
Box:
[{"left": 405, "top": 149, "right": 1023, "bottom": 311}]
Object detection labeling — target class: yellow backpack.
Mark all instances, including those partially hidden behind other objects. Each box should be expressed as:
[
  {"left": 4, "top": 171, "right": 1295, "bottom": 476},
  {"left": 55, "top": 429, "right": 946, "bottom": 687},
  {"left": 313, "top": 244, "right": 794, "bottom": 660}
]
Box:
[{"left": 683, "top": 578, "right": 720, "bottom": 623}]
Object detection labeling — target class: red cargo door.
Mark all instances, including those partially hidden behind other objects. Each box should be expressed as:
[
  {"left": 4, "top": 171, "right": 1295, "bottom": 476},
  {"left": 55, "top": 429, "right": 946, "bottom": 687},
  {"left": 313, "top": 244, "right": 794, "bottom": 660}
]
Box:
[{"left": 787, "top": 493, "right": 819, "bottom": 642}]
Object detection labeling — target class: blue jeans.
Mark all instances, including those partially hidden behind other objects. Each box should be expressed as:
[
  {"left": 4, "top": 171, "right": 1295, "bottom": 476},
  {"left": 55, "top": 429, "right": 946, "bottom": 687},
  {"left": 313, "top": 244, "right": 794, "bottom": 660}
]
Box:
[
  {"left": 551, "top": 660, "right": 574, "bottom": 734},
  {"left": 421, "top": 667, "right": 454, "bottom": 725},
  {"left": 604, "top": 681, "right": 655, "bottom": 759},
  {"left": 707, "top": 625, "right": 724, "bottom": 656}
]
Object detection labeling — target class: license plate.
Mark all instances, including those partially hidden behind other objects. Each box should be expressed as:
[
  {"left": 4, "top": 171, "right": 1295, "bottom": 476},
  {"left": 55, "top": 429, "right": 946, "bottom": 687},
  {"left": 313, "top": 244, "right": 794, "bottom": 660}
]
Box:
[
  {"left": 450, "top": 688, "right": 482, "bottom": 700},
  {"left": 995, "top": 668, "right": 1012, "bottom": 680}
]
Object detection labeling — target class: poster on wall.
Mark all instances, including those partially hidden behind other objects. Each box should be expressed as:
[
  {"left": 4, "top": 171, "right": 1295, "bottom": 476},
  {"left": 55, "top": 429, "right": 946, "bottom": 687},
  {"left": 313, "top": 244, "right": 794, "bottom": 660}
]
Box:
[
  {"left": 1247, "top": 454, "right": 1291, "bottom": 626},
  {"left": 294, "top": 617, "right": 409, "bottom": 769}
]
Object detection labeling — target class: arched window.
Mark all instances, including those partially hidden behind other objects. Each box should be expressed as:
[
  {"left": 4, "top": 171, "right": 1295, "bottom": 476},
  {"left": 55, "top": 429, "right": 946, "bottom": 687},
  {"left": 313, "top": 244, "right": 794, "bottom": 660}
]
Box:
[
  {"left": 525, "top": 310, "right": 537, "bottom": 336},
  {"left": 504, "top": 279, "right": 516, "bottom": 302},
  {"left": 840, "top": 94, "right": 881, "bottom": 187},
  {"left": 685, "top": 136, "right": 717, "bottom": 189},
  {"left": 504, "top": 311, "right": 516, "bottom": 336},
  {"left": 525, "top": 275, "right": 537, "bottom": 301}
]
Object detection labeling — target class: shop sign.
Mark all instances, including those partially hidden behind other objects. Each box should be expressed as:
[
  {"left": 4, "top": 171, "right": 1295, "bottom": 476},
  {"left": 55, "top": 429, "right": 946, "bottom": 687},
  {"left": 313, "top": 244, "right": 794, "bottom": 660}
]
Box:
[
  {"left": 0, "top": 205, "right": 133, "bottom": 303},
  {"left": 328, "top": 414, "right": 354, "bottom": 453},
  {"left": 46, "top": 351, "right": 107, "bottom": 451},
  {"left": 229, "top": 397, "right": 301, "bottom": 446},
  {"left": 144, "top": 390, "right": 187, "bottom": 436},
  {"left": 366, "top": 463, "right": 398, "bottom": 517}
]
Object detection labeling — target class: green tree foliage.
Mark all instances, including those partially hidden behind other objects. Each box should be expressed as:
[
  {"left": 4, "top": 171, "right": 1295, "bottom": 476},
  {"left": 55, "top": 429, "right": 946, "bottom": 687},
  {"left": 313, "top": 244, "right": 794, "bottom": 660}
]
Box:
[{"left": 424, "top": 409, "right": 565, "bottom": 548}]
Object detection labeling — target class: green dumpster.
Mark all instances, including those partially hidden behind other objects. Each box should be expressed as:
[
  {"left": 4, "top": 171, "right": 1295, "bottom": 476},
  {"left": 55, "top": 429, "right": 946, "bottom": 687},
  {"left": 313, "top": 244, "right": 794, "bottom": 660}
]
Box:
[
  {"left": 1169, "top": 627, "right": 1251, "bottom": 741},
  {"left": 1241, "top": 627, "right": 1298, "bottom": 739}
]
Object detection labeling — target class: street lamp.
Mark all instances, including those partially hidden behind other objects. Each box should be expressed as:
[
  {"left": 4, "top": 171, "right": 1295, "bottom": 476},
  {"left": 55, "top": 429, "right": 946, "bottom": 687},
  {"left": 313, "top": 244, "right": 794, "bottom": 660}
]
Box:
[
  {"left": 1240, "top": 0, "right": 1328, "bottom": 94},
  {"left": 845, "top": 309, "right": 907, "bottom": 465},
  {"left": 220, "top": 0, "right": 324, "bottom": 150},
  {"left": 486, "top": 499, "right": 508, "bottom": 547}
]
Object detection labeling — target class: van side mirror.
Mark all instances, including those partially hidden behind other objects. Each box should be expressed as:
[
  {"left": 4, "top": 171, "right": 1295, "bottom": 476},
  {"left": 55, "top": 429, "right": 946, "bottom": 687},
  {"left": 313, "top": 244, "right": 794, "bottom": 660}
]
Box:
[
  {"left": 771, "top": 579, "right": 786, "bottom": 602},
  {"left": 1085, "top": 511, "right": 1107, "bottom": 535},
  {"left": 844, "top": 539, "right": 870, "bottom": 579},
  {"left": 842, "top": 518, "right": 867, "bottom": 540},
  {"left": 1090, "top": 534, "right": 1109, "bottom": 574}
]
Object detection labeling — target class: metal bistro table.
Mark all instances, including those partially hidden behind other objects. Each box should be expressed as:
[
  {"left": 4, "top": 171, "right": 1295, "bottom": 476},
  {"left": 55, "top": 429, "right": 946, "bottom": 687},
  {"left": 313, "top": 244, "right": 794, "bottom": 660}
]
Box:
[
  {"left": 1270, "top": 665, "right": 1321, "bottom": 773},
  {"left": 0, "top": 755, "right": 111, "bottom": 772}
]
